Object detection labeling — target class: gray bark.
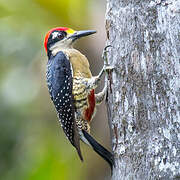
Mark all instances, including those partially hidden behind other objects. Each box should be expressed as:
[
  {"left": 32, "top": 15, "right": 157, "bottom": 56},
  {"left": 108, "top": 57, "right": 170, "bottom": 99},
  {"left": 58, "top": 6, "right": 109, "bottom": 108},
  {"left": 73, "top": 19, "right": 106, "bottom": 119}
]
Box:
[{"left": 105, "top": 0, "right": 180, "bottom": 179}]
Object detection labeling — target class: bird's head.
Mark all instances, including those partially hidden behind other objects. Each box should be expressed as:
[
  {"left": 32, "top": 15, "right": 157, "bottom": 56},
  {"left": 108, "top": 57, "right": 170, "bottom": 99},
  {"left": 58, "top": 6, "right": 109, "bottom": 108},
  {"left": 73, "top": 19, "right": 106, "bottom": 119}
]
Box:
[{"left": 44, "top": 27, "right": 96, "bottom": 54}]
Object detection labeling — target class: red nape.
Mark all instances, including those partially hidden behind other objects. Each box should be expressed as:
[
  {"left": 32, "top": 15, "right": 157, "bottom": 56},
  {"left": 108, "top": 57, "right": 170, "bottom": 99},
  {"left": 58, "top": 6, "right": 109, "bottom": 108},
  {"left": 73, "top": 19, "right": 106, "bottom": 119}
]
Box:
[
  {"left": 84, "top": 89, "right": 95, "bottom": 122},
  {"left": 44, "top": 27, "right": 69, "bottom": 52}
]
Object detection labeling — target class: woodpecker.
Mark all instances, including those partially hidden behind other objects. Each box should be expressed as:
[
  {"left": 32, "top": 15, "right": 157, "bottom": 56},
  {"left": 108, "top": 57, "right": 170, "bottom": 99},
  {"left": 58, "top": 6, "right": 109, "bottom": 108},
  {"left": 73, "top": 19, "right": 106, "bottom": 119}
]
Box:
[{"left": 44, "top": 27, "right": 114, "bottom": 169}]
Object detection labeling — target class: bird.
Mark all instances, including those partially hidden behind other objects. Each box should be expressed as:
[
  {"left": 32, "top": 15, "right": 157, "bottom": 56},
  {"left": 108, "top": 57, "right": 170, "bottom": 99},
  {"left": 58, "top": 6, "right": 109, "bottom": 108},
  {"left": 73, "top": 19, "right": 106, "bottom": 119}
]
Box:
[{"left": 44, "top": 27, "right": 114, "bottom": 169}]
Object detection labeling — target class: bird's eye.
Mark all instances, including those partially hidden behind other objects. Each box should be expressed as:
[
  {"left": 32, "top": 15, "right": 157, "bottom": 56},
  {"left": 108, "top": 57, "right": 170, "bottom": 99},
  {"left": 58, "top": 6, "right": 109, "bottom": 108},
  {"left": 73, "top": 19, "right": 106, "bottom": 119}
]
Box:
[
  {"left": 57, "top": 33, "right": 64, "bottom": 39},
  {"left": 57, "top": 32, "right": 66, "bottom": 40}
]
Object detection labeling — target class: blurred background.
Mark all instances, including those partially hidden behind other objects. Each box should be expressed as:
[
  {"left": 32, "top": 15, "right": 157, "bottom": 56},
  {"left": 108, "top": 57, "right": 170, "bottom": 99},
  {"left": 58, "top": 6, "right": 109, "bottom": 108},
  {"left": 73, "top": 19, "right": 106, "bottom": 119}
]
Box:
[{"left": 0, "top": 0, "right": 112, "bottom": 180}]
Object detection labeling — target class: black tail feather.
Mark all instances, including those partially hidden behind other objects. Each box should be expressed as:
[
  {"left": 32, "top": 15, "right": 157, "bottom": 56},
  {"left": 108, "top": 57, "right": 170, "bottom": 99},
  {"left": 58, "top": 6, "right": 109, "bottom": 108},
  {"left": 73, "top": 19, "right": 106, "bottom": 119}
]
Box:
[{"left": 82, "top": 129, "right": 114, "bottom": 170}]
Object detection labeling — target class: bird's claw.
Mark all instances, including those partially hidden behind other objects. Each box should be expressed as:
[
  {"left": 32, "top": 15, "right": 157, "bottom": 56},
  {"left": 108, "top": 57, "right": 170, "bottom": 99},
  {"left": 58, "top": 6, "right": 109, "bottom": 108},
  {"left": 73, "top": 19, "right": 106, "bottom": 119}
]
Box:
[
  {"left": 104, "top": 45, "right": 112, "bottom": 52},
  {"left": 102, "top": 45, "right": 112, "bottom": 63}
]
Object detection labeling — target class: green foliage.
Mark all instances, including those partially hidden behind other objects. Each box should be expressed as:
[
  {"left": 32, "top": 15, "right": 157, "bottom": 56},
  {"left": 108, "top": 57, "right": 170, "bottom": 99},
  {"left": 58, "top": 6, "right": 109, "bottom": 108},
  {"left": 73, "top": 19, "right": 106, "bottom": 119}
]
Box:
[
  {"left": 0, "top": 0, "right": 96, "bottom": 179},
  {"left": 0, "top": 4, "right": 10, "bottom": 18}
]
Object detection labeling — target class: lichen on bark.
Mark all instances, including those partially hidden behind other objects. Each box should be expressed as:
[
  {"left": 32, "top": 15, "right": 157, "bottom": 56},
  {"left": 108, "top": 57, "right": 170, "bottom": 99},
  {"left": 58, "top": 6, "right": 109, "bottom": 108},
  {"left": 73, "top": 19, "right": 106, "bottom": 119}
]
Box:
[{"left": 105, "top": 0, "right": 180, "bottom": 179}]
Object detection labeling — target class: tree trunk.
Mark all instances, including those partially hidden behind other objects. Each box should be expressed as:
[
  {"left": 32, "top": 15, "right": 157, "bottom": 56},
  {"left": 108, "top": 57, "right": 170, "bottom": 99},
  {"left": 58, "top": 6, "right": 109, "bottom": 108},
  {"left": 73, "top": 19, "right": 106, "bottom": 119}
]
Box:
[{"left": 105, "top": 0, "right": 180, "bottom": 179}]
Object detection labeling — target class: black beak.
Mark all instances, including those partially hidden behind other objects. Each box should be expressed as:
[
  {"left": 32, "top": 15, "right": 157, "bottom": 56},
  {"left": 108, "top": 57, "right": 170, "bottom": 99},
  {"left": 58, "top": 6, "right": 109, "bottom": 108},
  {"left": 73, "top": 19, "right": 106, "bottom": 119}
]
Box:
[{"left": 69, "top": 30, "right": 96, "bottom": 41}]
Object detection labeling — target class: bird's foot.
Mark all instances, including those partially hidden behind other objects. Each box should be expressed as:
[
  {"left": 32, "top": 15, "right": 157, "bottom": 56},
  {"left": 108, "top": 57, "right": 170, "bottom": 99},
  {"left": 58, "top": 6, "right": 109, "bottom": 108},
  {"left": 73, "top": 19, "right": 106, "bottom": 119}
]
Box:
[{"left": 102, "top": 45, "right": 112, "bottom": 63}]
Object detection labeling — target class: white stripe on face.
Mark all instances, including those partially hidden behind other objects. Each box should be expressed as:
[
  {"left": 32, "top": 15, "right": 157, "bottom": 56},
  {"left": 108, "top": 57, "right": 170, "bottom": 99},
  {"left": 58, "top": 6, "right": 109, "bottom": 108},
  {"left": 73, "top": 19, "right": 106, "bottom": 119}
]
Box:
[{"left": 52, "top": 31, "right": 59, "bottom": 39}]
